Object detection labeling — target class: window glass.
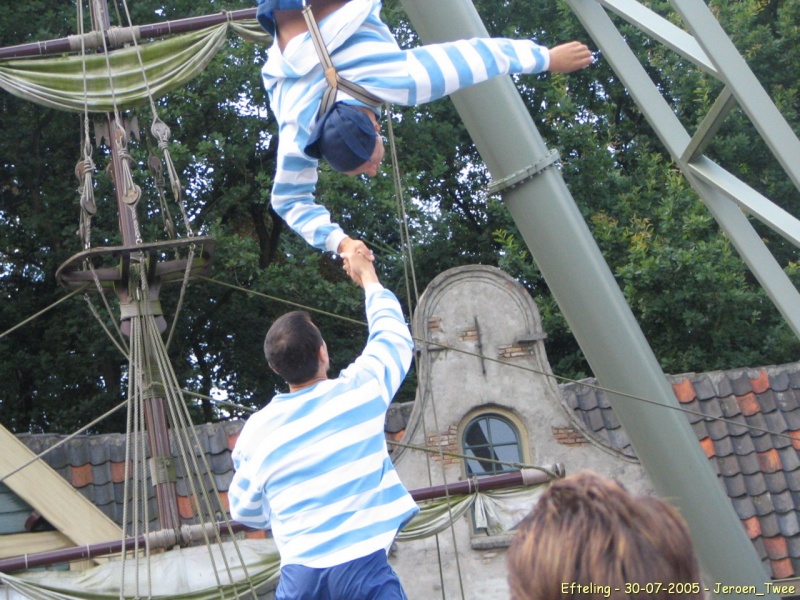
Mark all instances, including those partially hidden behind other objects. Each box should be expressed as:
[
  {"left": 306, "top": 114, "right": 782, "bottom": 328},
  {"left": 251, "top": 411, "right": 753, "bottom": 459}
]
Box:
[{"left": 463, "top": 415, "right": 522, "bottom": 476}]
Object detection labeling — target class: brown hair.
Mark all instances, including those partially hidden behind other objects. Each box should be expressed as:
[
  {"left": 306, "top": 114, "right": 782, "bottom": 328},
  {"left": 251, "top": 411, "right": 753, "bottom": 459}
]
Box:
[
  {"left": 264, "top": 311, "right": 324, "bottom": 385},
  {"left": 507, "top": 471, "right": 703, "bottom": 600}
]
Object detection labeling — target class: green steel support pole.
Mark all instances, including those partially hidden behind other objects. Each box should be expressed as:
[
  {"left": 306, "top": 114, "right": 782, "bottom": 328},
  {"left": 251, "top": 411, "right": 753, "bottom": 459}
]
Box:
[{"left": 398, "top": 0, "right": 774, "bottom": 595}]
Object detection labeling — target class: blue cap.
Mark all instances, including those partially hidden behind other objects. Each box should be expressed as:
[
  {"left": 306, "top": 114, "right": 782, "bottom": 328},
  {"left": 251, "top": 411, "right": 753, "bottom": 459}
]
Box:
[{"left": 304, "top": 103, "right": 377, "bottom": 173}]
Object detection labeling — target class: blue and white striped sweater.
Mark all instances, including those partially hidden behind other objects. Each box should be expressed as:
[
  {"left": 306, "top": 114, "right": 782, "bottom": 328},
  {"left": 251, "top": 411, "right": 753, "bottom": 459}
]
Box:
[
  {"left": 262, "top": 0, "right": 550, "bottom": 252},
  {"left": 229, "top": 283, "right": 417, "bottom": 568}
]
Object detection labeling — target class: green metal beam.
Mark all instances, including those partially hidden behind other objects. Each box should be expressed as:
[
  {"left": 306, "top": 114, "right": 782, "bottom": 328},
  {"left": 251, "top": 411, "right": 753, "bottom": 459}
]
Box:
[{"left": 399, "top": 0, "right": 775, "bottom": 595}]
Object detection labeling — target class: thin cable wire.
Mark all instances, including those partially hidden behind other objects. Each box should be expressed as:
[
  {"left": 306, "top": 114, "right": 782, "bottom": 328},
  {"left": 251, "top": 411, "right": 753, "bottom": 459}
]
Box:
[
  {"left": 196, "top": 275, "right": 800, "bottom": 445},
  {"left": 0, "top": 285, "right": 89, "bottom": 342},
  {"left": 0, "top": 398, "right": 128, "bottom": 485}
]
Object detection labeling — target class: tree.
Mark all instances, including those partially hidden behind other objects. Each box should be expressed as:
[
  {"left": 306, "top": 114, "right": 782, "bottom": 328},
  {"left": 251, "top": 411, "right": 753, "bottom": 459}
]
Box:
[{"left": 1, "top": 0, "right": 799, "bottom": 434}]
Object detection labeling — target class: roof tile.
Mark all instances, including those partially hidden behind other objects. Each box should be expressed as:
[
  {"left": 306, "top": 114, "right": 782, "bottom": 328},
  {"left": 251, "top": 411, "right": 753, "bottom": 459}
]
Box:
[
  {"left": 785, "top": 407, "right": 800, "bottom": 430},
  {"left": 730, "top": 372, "right": 754, "bottom": 396},
  {"left": 737, "top": 393, "right": 762, "bottom": 417},
  {"left": 673, "top": 379, "right": 696, "bottom": 404},
  {"left": 764, "top": 535, "right": 790, "bottom": 561},
  {"left": 753, "top": 432, "right": 776, "bottom": 453},
  {"left": 744, "top": 471, "right": 768, "bottom": 496},
  {"left": 786, "top": 536, "right": 800, "bottom": 563},
  {"left": 772, "top": 431, "right": 793, "bottom": 451},
  {"left": 718, "top": 396, "right": 742, "bottom": 419},
  {"left": 777, "top": 390, "right": 800, "bottom": 413},
  {"left": 778, "top": 446, "right": 800, "bottom": 471},
  {"left": 726, "top": 413, "right": 750, "bottom": 437},
  {"left": 70, "top": 464, "right": 93, "bottom": 488},
  {"left": 711, "top": 436, "right": 734, "bottom": 458},
  {"left": 765, "top": 471, "right": 789, "bottom": 494},
  {"left": 718, "top": 454, "right": 741, "bottom": 477},
  {"left": 681, "top": 399, "right": 704, "bottom": 424},
  {"left": 576, "top": 389, "right": 599, "bottom": 412},
  {"left": 751, "top": 370, "right": 771, "bottom": 394},
  {"left": 790, "top": 431, "right": 800, "bottom": 452},
  {"left": 789, "top": 370, "right": 800, "bottom": 390},
  {"left": 66, "top": 439, "right": 90, "bottom": 467},
  {"left": 772, "top": 557, "right": 795, "bottom": 580},
  {"left": 700, "top": 437, "right": 716, "bottom": 458},
  {"left": 706, "top": 418, "right": 729, "bottom": 442},
  {"left": 732, "top": 434, "right": 756, "bottom": 456},
  {"left": 699, "top": 398, "right": 723, "bottom": 420},
  {"left": 715, "top": 375, "right": 734, "bottom": 398},
  {"left": 746, "top": 412, "right": 769, "bottom": 437},
  {"left": 585, "top": 407, "right": 605, "bottom": 434},
  {"left": 91, "top": 462, "right": 112, "bottom": 486},
  {"left": 770, "top": 370, "right": 791, "bottom": 393},
  {"left": 692, "top": 376, "right": 717, "bottom": 401},
  {"left": 758, "top": 449, "right": 783, "bottom": 474},
  {"left": 743, "top": 514, "right": 762, "bottom": 539},
  {"left": 110, "top": 461, "right": 129, "bottom": 483},
  {"left": 596, "top": 391, "right": 612, "bottom": 410},
  {"left": 731, "top": 494, "right": 756, "bottom": 520},
  {"left": 691, "top": 420, "right": 709, "bottom": 440},
  {"left": 206, "top": 424, "right": 230, "bottom": 455},
  {"left": 773, "top": 490, "right": 795, "bottom": 514},
  {"left": 764, "top": 410, "right": 789, "bottom": 436},
  {"left": 91, "top": 481, "right": 116, "bottom": 507},
  {"left": 562, "top": 387, "right": 579, "bottom": 410},
  {"left": 759, "top": 390, "right": 779, "bottom": 415},
  {"left": 722, "top": 473, "right": 746, "bottom": 497},
  {"left": 759, "top": 512, "right": 781, "bottom": 537},
  {"left": 777, "top": 512, "right": 800, "bottom": 538},
  {"left": 739, "top": 451, "right": 762, "bottom": 475},
  {"left": 600, "top": 407, "right": 621, "bottom": 431}
]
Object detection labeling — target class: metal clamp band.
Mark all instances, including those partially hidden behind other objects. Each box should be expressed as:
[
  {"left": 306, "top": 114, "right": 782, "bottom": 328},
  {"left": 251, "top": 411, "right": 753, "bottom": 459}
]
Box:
[{"left": 487, "top": 149, "right": 561, "bottom": 196}]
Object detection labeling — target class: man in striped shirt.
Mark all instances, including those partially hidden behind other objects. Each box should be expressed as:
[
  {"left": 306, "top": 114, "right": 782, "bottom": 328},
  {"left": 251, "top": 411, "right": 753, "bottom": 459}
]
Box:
[
  {"left": 257, "top": 0, "right": 594, "bottom": 258},
  {"left": 229, "top": 249, "right": 417, "bottom": 599}
]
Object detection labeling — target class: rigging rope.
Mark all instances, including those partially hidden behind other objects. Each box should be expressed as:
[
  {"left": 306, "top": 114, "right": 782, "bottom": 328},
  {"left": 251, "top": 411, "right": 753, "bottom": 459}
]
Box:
[
  {"left": 4, "top": 275, "right": 799, "bottom": 459},
  {"left": 386, "top": 110, "right": 465, "bottom": 599}
]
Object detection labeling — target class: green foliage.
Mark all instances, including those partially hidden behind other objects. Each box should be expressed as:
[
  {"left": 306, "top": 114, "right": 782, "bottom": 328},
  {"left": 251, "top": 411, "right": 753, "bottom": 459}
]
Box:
[{"left": 2, "top": 0, "right": 800, "bottom": 435}]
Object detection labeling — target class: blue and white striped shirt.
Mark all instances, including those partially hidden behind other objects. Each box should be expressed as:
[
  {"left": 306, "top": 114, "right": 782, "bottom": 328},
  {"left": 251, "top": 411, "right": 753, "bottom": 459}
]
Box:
[
  {"left": 229, "top": 283, "right": 418, "bottom": 568},
  {"left": 261, "top": 0, "right": 550, "bottom": 252}
]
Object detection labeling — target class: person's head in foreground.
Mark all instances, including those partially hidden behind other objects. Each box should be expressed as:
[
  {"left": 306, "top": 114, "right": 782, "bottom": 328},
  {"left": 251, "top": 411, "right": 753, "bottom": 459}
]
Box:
[
  {"left": 506, "top": 471, "right": 704, "bottom": 600},
  {"left": 305, "top": 102, "right": 385, "bottom": 176}
]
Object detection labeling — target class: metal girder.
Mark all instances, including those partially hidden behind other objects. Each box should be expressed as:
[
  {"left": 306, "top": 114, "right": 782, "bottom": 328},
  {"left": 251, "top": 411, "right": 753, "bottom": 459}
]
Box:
[
  {"left": 598, "top": 0, "right": 716, "bottom": 73},
  {"left": 401, "top": 0, "right": 777, "bottom": 595},
  {"left": 566, "top": 0, "right": 800, "bottom": 342}
]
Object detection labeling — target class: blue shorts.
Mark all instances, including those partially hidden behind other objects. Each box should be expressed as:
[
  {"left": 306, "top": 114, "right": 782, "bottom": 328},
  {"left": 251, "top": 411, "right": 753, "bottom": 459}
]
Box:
[{"left": 275, "top": 549, "right": 408, "bottom": 600}]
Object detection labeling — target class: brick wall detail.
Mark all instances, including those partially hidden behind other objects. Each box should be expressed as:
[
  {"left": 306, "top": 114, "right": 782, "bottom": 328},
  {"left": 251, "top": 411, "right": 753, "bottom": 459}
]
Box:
[{"left": 552, "top": 426, "right": 589, "bottom": 446}]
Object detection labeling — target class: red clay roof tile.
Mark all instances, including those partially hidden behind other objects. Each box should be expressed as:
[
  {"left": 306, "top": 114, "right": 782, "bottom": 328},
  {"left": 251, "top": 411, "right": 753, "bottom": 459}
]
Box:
[
  {"left": 743, "top": 515, "right": 762, "bottom": 539},
  {"left": 789, "top": 430, "right": 800, "bottom": 452},
  {"left": 751, "top": 370, "right": 771, "bottom": 394},
  {"left": 70, "top": 464, "right": 93, "bottom": 488},
  {"left": 771, "top": 557, "right": 794, "bottom": 580},
  {"left": 177, "top": 495, "right": 195, "bottom": 520},
  {"left": 757, "top": 448, "right": 783, "bottom": 474},
  {"left": 763, "top": 535, "right": 790, "bottom": 560},
  {"left": 737, "top": 392, "right": 761, "bottom": 417},
  {"left": 700, "top": 437, "right": 716, "bottom": 458},
  {"left": 672, "top": 379, "right": 696, "bottom": 404},
  {"left": 110, "top": 461, "right": 129, "bottom": 483}
]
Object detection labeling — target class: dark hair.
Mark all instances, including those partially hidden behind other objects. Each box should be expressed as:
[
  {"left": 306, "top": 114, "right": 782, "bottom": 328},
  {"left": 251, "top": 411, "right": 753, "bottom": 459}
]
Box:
[
  {"left": 264, "top": 311, "right": 325, "bottom": 385},
  {"left": 507, "top": 471, "right": 704, "bottom": 600}
]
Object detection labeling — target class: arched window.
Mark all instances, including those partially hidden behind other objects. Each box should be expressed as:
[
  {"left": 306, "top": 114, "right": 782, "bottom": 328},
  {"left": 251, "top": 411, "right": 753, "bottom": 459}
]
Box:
[{"left": 463, "top": 414, "right": 522, "bottom": 476}]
